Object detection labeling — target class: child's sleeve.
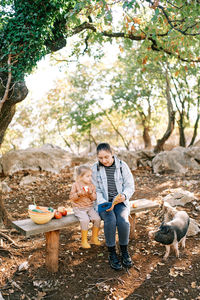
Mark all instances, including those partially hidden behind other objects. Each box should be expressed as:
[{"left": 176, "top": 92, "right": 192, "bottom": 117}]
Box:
[{"left": 69, "top": 183, "right": 80, "bottom": 202}]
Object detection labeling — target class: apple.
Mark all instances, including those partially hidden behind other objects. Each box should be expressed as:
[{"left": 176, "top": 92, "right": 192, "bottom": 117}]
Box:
[
  {"left": 83, "top": 186, "right": 89, "bottom": 192},
  {"left": 54, "top": 211, "right": 62, "bottom": 219},
  {"left": 58, "top": 206, "right": 67, "bottom": 216},
  {"left": 62, "top": 209, "right": 67, "bottom": 216}
]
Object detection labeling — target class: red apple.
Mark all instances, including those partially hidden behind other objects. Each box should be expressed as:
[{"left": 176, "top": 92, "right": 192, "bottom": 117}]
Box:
[
  {"left": 54, "top": 211, "right": 62, "bottom": 219},
  {"left": 83, "top": 186, "right": 89, "bottom": 192},
  {"left": 58, "top": 206, "right": 67, "bottom": 216},
  {"left": 61, "top": 209, "right": 67, "bottom": 216}
]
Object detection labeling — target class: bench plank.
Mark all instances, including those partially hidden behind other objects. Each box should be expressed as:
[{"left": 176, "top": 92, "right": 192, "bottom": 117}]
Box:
[
  {"left": 12, "top": 214, "right": 79, "bottom": 237},
  {"left": 12, "top": 199, "right": 159, "bottom": 273},
  {"left": 12, "top": 199, "right": 159, "bottom": 237},
  {"left": 129, "top": 199, "right": 159, "bottom": 213}
]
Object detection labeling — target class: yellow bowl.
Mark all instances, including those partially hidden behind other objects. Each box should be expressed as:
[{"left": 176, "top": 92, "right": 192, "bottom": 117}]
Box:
[{"left": 28, "top": 206, "right": 54, "bottom": 225}]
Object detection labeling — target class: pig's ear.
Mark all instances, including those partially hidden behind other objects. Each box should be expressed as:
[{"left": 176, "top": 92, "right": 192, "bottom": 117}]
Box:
[
  {"left": 159, "top": 222, "right": 165, "bottom": 230},
  {"left": 163, "top": 225, "right": 170, "bottom": 234},
  {"left": 160, "top": 224, "right": 170, "bottom": 233}
]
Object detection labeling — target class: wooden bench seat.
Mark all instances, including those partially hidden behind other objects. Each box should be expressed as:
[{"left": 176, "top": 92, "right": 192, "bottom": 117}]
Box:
[{"left": 12, "top": 199, "right": 159, "bottom": 272}]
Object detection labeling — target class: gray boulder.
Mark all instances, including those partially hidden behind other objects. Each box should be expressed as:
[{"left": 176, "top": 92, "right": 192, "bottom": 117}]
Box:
[
  {"left": 117, "top": 149, "right": 155, "bottom": 170},
  {"left": 1, "top": 181, "right": 11, "bottom": 193},
  {"left": 163, "top": 188, "right": 197, "bottom": 206},
  {"left": 194, "top": 139, "right": 200, "bottom": 147},
  {"left": 0, "top": 144, "right": 73, "bottom": 175},
  {"left": 152, "top": 146, "right": 200, "bottom": 174},
  {"left": 117, "top": 150, "right": 139, "bottom": 170}
]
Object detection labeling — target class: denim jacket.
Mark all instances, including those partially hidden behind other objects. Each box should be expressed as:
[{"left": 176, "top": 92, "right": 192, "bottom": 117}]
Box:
[{"left": 92, "top": 155, "right": 135, "bottom": 213}]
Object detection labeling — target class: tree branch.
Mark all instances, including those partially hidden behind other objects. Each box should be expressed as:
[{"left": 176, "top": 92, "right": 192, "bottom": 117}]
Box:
[
  {"left": 145, "top": 0, "right": 200, "bottom": 36},
  {"left": 0, "top": 54, "right": 12, "bottom": 113},
  {"left": 71, "top": 22, "right": 200, "bottom": 63}
]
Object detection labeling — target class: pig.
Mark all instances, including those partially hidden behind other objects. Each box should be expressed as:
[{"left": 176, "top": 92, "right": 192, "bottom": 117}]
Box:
[{"left": 149, "top": 210, "right": 190, "bottom": 260}]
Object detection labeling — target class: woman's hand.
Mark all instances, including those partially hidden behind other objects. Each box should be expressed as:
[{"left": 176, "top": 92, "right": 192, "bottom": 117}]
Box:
[
  {"left": 114, "top": 194, "right": 125, "bottom": 204},
  {"left": 106, "top": 194, "right": 125, "bottom": 211}
]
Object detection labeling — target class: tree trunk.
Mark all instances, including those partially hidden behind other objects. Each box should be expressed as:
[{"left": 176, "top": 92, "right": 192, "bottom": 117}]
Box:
[
  {"left": 0, "top": 80, "right": 28, "bottom": 146},
  {"left": 178, "top": 114, "right": 186, "bottom": 147},
  {"left": 0, "top": 189, "right": 11, "bottom": 228},
  {"left": 143, "top": 126, "right": 152, "bottom": 149},
  {"left": 188, "top": 113, "right": 200, "bottom": 146},
  {"left": 0, "top": 80, "right": 28, "bottom": 227},
  {"left": 154, "top": 68, "right": 175, "bottom": 153},
  {"left": 189, "top": 97, "right": 200, "bottom": 147}
]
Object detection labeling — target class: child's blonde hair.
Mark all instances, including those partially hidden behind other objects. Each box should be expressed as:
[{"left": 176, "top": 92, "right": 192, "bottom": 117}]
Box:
[{"left": 74, "top": 165, "right": 91, "bottom": 180}]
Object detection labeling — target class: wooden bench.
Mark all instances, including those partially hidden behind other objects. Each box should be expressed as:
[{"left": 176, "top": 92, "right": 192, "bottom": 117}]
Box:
[{"left": 12, "top": 199, "right": 159, "bottom": 273}]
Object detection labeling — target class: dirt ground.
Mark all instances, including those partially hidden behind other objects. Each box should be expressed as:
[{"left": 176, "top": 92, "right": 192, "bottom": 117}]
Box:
[{"left": 0, "top": 166, "right": 200, "bottom": 300}]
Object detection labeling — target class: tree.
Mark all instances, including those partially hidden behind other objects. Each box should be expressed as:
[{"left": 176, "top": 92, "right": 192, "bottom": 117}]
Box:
[
  {"left": 109, "top": 47, "right": 167, "bottom": 149},
  {"left": 1, "top": 0, "right": 200, "bottom": 225},
  {"left": 1, "top": 0, "right": 200, "bottom": 145},
  {"left": 168, "top": 64, "right": 200, "bottom": 147},
  {"left": 154, "top": 66, "right": 175, "bottom": 153}
]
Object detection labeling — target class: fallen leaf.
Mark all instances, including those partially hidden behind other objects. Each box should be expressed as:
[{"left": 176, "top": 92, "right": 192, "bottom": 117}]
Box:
[{"left": 191, "top": 281, "right": 196, "bottom": 288}]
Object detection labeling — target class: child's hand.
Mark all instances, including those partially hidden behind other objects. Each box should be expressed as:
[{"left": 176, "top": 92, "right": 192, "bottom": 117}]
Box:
[
  {"left": 77, "top": 189, "right": 87, "bottom": 197},
  {"left": 87, "top": 186, "right": 93, "bottom": 195}
]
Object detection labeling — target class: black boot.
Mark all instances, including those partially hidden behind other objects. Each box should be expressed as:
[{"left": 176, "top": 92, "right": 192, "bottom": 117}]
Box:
[
  {"left": 120, "top": 245, "right": 133, "bottom": 268},
  {"left": 108, "top": 246, "right": 122, "bottom": 271}
]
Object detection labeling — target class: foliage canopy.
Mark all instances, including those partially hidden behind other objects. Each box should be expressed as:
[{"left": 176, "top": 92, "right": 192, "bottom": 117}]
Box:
[{"left": 1, "top": 0, "right": 200, "bottom": 81}]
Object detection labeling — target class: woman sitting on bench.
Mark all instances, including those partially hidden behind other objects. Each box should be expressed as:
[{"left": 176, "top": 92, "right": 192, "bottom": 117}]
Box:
[{"left": 92, "top": 143, "right": 135, "bottom": 270}]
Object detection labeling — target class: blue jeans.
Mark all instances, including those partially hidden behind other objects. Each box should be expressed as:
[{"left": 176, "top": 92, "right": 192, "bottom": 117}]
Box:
[{"left": 99, "top": 203, "right": 130, "bottom": 247}]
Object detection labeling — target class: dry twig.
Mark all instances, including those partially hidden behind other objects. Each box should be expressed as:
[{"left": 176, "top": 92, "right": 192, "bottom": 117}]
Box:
[
  {"left": 0, "top": 231, "right": 21, "bottom": 248},
  {"left": 11, "top": 281, "right": 32, "bottom": 300}
]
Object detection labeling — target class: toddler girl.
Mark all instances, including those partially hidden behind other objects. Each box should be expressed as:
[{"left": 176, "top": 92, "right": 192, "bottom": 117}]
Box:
[{"left": 69, "top": 165, "right": 101, "bottom": 248}]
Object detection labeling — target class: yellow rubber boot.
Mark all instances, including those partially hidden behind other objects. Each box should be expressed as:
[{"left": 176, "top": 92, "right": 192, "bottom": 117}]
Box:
[
  {"left": 81, "top": 230, "right": 91, "bottom": 249},
  {"left": 90, "top": 227, "right": 101, "bottom": 246}
]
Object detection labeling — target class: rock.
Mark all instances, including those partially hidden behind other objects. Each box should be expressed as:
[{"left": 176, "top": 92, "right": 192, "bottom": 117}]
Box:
[
  {"left": 185, "top": 146, "right": 200, "bottom": 161},
  {"left": 117, "top": 150, "right": 139, "bottom": 170},
  {"left": 70, "top": 155, "right": 96, "bottom": 167},
  {"left": 152, "top": 146, "right": 200, "bottom": 174},
  {"left": 136, "top": 149, "right": 155, "bottom": 168},
  {"left": 18, "top": 261, "right": 29, "bottom": 272},
  {"left": 194, "top": 139, "right": 200, "bottom": 147},
  {"left": 1, "top": 144, "right": 73, "bottom": 175},
  {"left": 1, "top": 181, "right": 11, "bottom": 193},
  {"left": 117, "top": 149, "right": 155, "bottom": 170},
  {"left": 187, "top": 218, "right": 200, "bottom": 236},
  {"left": 182, "top": 180, "right": 199, "bottom": 188},
  {"left": 19, "top": 175, "right": 40, "bottom": 186},
  {"left": 163, "top": 188, "right": 197, "bottom": 206}
]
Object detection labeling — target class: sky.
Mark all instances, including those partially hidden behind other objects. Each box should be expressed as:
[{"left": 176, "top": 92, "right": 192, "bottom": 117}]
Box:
[
  {"left": 11, "top": 41, "right": 121, "bottom": 150},
  {"left": 25, "top": 39, "right": 120, "bottom": 101},
  {"left": 25, "top": 57, "right": 64, "bottom": 100}
]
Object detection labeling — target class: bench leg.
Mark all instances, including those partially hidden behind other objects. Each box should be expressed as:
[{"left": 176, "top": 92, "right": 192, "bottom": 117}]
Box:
[
  {"left": 129, "top": 214, "right": 136, "bottom": 240},
  {"left": 45, "top": 230, "right": 60, "bottom": 272}
]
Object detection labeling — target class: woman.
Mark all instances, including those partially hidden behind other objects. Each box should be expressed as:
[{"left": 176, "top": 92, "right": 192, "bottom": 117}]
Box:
[{"left": 92, "top": 143, "right": 135, "bottom": 270}]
